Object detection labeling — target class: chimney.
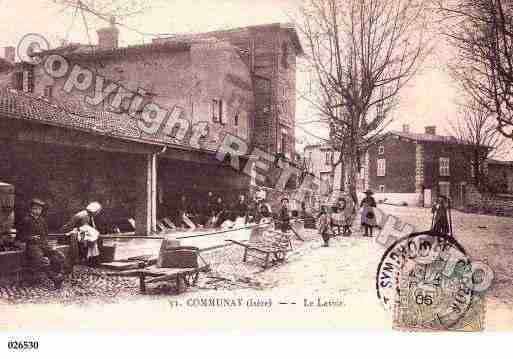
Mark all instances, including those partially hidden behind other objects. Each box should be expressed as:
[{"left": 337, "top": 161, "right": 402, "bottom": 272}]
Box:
[
  {"left": 97, "top": 16, "right": 119, "bottom": 49},
  {"left": 425, "top": 126, "right": 436, "bottom": 135},
  {"left": 402, "top": 124, "right": 410, "bottom": 133},
  {"left": 3, "top": 46, "right": 15, "bottom": 63}
]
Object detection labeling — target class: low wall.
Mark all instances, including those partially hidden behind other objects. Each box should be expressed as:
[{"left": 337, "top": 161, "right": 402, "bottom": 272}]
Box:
[
  {"left": 466, "top": 185, "right": 513, "bottom": 217},
  {"left": 372, "top": 192, "right": 420, "bottom": 206}
]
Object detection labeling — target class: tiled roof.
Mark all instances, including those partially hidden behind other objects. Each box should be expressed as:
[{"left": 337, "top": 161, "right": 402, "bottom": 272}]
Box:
[
  {"left": 33, "top": 41, "right": 190, "bottom": 62},
  {"left": 387, "top": 130, "right": 472, "bottom": 145},
  {"left": 154, "top": 23, "right": 305, "bottom": 56},
  {"left": 0, "top": 89, "right": 218, "bottom": 151}
]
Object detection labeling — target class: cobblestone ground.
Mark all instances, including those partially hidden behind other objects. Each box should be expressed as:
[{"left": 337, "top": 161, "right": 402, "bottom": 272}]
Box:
[{"left": 2, "top": 205, "right": 513, "bottom": 330}]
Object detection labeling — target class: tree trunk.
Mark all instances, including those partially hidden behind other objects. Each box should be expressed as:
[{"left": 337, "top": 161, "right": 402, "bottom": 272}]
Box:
[{"left": 345, "top": 152, "right": 359, "bottom": 214}]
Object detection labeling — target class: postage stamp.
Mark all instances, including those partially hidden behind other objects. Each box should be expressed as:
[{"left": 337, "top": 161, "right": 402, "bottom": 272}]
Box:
[{"left": 376, "top": 232, "right": 487, "bottom": 331}]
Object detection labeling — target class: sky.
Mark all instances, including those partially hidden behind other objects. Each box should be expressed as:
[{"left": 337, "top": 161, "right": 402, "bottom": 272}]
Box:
[{"left": 0, "top": 0, "right": 510, "bottom": 158}]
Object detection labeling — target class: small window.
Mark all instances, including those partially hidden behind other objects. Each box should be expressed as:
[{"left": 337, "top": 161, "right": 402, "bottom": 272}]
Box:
[
  {"left": 234, "top": 112, "right": 239, "bottom": 127},
  {"left": 377, "top": 158, "right": 386, "bottom": 177},
  {"left": 212, "top": 99, "right": 223, "bottom": 124},
  {"left": 43, "top": 85, "right": 53, "bottom": 99},
  {"left": 379, "top": 185, "right": 385, "bottom": 193},
  {"left": 378, "top": 145, "right": 384, "bottom": 155},
  {"left": 440, "top": 157, "right": 450, "bottom": 176}
]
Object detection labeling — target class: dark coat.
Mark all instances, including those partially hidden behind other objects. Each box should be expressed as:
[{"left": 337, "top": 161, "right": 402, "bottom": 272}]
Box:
[
  {"left": 278, "top": 206, "right": 290, "bottom": 232},
  {"left": 17, "top": 214, "right": 49, "bottom": 245}
]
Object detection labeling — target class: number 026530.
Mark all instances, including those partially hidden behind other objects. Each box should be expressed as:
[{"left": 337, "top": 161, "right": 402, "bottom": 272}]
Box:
[{"left": 7, "top": 341, "right": 39, "bottom": 350}]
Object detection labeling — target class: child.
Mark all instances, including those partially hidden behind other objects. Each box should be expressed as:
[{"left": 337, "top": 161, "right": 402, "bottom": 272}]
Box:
[{"left": 318, "top": 205, "right": 332, "bottom": 247}]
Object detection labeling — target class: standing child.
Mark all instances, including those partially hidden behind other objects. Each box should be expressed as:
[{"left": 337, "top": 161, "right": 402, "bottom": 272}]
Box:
[{"left": 318, "top": 205, "right": 332, "bottom": 247}]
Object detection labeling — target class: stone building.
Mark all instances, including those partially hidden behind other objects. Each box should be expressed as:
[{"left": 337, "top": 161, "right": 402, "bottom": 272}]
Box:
[
  {"left": 0, "top": 22, "right": 302, "bottom": 235},
  {"left": 365, "top": 125, "right": 488, "bottom": 207},
  {"left": 153, "top": 23, "right": 303, "bottom": 159}
]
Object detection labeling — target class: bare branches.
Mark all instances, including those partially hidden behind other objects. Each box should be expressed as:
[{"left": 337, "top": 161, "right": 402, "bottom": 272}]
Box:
[
  {"left": 51, "top": 0, "right": 151, "bottom": 21},
  {"left": 449, "top": 100, "right": 508, "bottom": 187},
  {"left": 437, "top": 0, "right": 513, "bottom": 140},
  {"left": 297, "top": 0, "right": 430, "bottom": 196}
]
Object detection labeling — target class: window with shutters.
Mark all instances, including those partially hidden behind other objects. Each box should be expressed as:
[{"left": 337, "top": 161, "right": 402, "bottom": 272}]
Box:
[
  {"left": 439, "top": 157, "right": 450, "bottom": 176},
  {"left": 377, "top": 158, "right": 386, "bottom": 177}
]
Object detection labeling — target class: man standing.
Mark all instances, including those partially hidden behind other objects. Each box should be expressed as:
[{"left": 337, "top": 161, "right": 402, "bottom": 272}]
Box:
[{"left": 18, "top": 199, "right": 65, "bottom": 289}]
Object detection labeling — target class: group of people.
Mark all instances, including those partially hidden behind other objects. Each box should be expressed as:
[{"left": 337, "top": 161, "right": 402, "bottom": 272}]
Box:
[
  {"left": 169, "top": 191, "right": 276, "bottom": 230},
  {"left": 15, "top": 198, "right": 104, "bottom": 289},
  {"left": 317, "top": 190, "right": 378, "bottom": 247}
]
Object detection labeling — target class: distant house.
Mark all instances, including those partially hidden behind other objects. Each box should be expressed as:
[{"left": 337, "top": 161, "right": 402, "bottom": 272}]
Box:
[
  {"left": 365, "top": 125, "right": 489, "bottom": 207},
  {"left": 302, "top": 143, "right": 367, "bottom": 197}
]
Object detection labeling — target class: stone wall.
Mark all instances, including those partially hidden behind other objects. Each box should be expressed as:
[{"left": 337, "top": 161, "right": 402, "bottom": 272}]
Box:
[{"left": 465, "top": 184, "right": 513, "bottom": 217}]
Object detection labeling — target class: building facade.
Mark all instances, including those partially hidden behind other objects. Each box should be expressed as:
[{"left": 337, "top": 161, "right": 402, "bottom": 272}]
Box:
[
  {"left": 0, "top": 22, "right": 302, "bottom": 234},
  {"left": 365, "top": 126, "right": 486, "bottom": 207}
]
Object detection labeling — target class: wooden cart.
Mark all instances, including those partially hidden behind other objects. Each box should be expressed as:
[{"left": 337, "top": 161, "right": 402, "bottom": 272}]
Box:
[
  {"left": 107, "top": 264, "right": 210, "bottom": 294},
  {"left": 228, "top": 231, "right": 293, "bottom": 269}
]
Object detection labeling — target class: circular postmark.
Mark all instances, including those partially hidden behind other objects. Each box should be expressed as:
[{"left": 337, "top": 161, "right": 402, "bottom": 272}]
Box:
[{"left": 376, "top": 231, "right": 474, "bottom": 330}]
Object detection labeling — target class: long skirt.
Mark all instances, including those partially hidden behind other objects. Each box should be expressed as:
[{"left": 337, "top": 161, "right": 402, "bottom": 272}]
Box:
[{"left": 361, "top": 207, "right": 377, "bottom": 227}]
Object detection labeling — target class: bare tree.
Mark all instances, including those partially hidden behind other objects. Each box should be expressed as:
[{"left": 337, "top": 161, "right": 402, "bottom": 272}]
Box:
[
  {"left": 437, "top": 0, "right": 513, "bottom": 140},
  {"left": 49, "top": 0, "right": 158, "bottom": 41},
  {"left": 296, "top": 0, "right": 430, "bottom": 205},
  {"left": 449, "top": 100, "right": 508, "bottom": 189}
]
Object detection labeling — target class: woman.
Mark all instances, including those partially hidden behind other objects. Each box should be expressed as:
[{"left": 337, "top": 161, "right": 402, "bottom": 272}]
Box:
[
  {"left": 62, "top": 201, "right": 103, "bottom": 266},
  {"left": 360, "top": 190, "right": 377, "bottom": 237},
  {"left": 432, "top": 196, "right": 450, "bottom": 235}
]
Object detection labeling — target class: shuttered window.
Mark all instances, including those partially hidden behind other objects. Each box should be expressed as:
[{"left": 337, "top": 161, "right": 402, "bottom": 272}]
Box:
[
  {"left": 377, "top": 158, "right": 386, "bottom": 177},
  {"left": 440, "top": 157, "right": 450, "bottom": 176}
]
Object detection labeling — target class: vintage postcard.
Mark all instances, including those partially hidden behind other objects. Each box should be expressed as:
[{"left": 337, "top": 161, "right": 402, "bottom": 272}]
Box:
[{"left": 0, "top": 0, "right": 512, "bottom": 342}]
